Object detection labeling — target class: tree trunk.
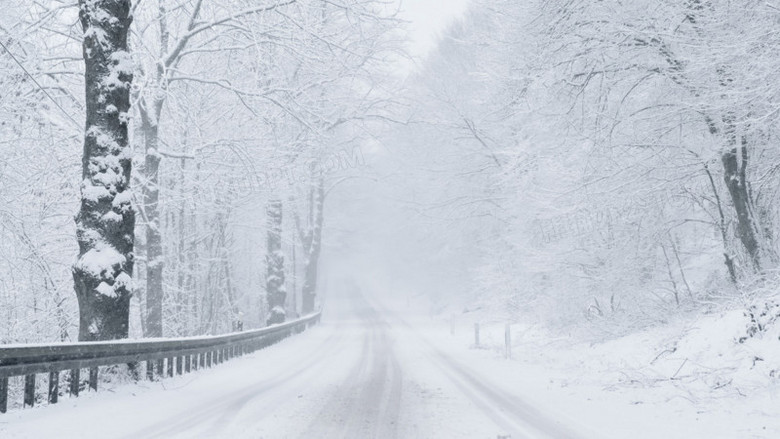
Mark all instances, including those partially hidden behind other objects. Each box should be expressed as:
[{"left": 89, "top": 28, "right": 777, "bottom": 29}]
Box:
[
  {"left": 721, "top": 123, "right": 761, "bottom": 271},
  {"left": 703, "top": 163, "right": 738, "bottom": 283},
  {"left": 73, "top": 0, "right": 135, "bottom": 341},
  {"left": 177, "top": 156, "right": 188, "bottom": 334},
  {"left": 141, "top": 114, "right": 164, "bottom": 337},
  {"left": 138, "top": 1, "right": 170, "bottom": 338},
  {"left": 266, "top": 199, "right": 286, "bottom": 325},
  {"left": 290, "top": 231, "right": 298, "bottom": 317},
  {"left": 301, "top": 177, "right": 324, "bottom": 314}
]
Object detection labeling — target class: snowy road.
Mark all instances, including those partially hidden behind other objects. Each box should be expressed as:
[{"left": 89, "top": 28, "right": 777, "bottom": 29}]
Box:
[{"left": 1, "top": 287, "right": 586, "bottom": 439}]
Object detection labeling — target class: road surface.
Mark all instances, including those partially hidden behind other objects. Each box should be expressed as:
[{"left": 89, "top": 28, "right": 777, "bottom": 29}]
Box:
[{"left": 0, "top": 286, "right": 587, "bottom": 439}]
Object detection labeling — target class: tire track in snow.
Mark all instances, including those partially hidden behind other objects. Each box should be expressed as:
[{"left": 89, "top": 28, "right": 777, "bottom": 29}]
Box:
[
  {"left": 370, "top": 295, "right": 586, "bottom": 439},
  {"left": 427, "top": 349, "right": 581, "bottom": 439},
  {"left": 301, "top": 292, "right": 404, "bottom": 439}
]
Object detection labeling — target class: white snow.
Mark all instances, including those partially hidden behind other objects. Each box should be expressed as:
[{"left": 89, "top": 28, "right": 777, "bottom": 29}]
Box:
[
  {"left": 92, "top": 168, "right": 122, "bottom": 187},
  {"left": 82, "top": 27, "right": 109, "bottom": 55},
  {"left": 4, "top": 286, "right": 780, "bottom": 438},
  {"left": 101, "top": 211, "right": 123, "bottom": 223},
  {"left": 418, "top": 299, "right": 780, "bottom": 439},
  {"left": 73, "top": 244, "right": 126, "bottom": 279},
  {"left": 95, "top": 281, "right": 117, "bottom": 298},
  {"left": 86, "top": 127, "right": 121, "bottom": 152},
  {"left": 111, "top": 190, "right": 133, "bottom": 210},
  {"left": 114, "top": 272, "right": 132, "bottom": 289},
  {"left": 81, "top": 179, "right": 111, "bottom": 203},
  {"left": 103, "top": 51, "right": 132, "bottom": 90}
]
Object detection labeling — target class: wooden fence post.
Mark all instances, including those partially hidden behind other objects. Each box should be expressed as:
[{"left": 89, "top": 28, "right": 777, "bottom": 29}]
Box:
[{"left": 504, "top": 324, "right": 512, "bottom": 359}]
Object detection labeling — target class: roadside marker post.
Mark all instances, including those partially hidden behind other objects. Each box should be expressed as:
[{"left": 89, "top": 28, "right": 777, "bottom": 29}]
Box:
[{"left": 504, "top": 324, "right": 512, "bottom": 359}]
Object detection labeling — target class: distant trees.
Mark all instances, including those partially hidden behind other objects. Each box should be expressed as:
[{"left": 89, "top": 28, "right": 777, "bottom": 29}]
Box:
[
  {"left": 0, "top": 3, "right": 83, "bottom": 343},
  {"left": 393, "top": 0, "right": 780, "bottom": 331},
  {"left": 0, "top": 0, "right": 385, "bottom": 344},
  {"left": 72, "top": 0, "right": 135, "bottom": 341},
  {"left": 126, "top": 0, "right": 400, "bottom": 332},
  {"left": 534, "top": 0, "right": 780, "bottom": 276},
  {"left": 297, "top": 174, "right": 324, "bottom": 314},
  {"left": 88, "top": 0, "right": 399, "bottom": 336},
  {"left": 131, "top": 0, "right": 301, "bottom": 337},
  {"left": 265, "top": 199, "right": 286, "bottom": 324},
  {"left": 0, "top": 0, "right": 400, "bottom": 344}
]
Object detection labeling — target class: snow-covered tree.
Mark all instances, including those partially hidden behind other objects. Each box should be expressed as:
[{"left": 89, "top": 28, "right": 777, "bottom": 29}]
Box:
[{"left": 72, "top": 0, "right": 135, "bottom": 341}]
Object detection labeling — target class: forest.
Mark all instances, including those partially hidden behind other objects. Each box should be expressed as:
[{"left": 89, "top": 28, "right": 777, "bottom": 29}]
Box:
[
  {"left": 381, "top": 0, "right": 780, "bottom": 338},
  {"left": 0, "top": 0, "right": 399, "bottom": 343},
  {"left": 3, "top": 0, "right": 780, "bottom": 437},
  {"left": 2, "top": 2, "right": 780, "bottom": 435}
]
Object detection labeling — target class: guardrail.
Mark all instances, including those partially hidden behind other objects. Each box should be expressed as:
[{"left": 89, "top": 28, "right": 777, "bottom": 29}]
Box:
[{"left": 0, "top": 312, "right": 321, "bottom": 413}]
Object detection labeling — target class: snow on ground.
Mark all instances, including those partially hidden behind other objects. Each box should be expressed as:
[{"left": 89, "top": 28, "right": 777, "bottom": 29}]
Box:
[
  {"left": 4, "top": 281, "right": 780, "bottom": 438},
  {"left": 0, "top": 312, "right": 350, "bottom": 438},
  {"left": 1, "top": 286, "right": 534, "bottom": 439},
  {"left": 390, "top": 290, "right": 780, "bottom": 439}
]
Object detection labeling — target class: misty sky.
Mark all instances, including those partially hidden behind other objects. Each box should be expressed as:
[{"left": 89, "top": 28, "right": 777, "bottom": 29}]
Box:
[{"left": 400, "top": 0, "right": 471, "bottom": 58}]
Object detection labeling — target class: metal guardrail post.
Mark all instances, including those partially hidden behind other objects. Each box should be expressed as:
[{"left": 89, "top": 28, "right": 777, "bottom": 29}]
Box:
[
  {"left": 70, "top": 369, "right": 80, "bottom": 396},
  {"left": 48, "top": 371, "right": 59, "bottom": 404},
  {"left": 504, "top": 324, "right": 512, "bottom": 359},
  {"left": 24, "top": 374, "right": 35, "bottom": 407},
  {"left": 89, "top": 367, "right": 98, "bottom": 391},
  {"left": 0, "top": 377, "right": 7, "bottom": 413},
  {"left": 146, "top": 360, "right": 154, "bottom": 380}
]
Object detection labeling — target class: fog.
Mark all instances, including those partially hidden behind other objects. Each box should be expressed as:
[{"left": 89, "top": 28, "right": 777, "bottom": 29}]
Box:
[{"left": 2, "top": 1, "right": 780, "bottom": 438}]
